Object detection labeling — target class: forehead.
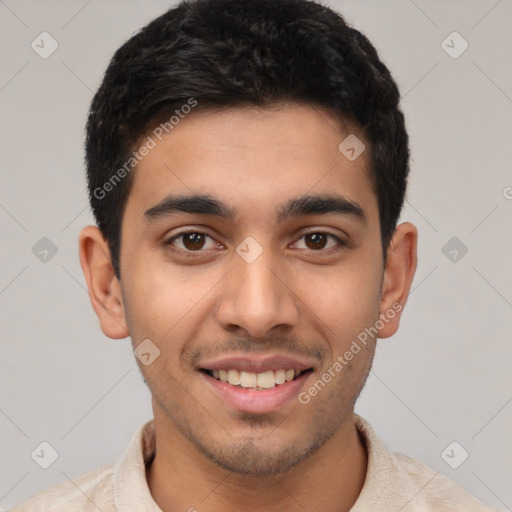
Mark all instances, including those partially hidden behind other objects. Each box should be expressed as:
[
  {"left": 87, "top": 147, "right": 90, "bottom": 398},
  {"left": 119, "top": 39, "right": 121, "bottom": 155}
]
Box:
[{"left": 124, "top": 104, "right": 377, "bottom": 227}]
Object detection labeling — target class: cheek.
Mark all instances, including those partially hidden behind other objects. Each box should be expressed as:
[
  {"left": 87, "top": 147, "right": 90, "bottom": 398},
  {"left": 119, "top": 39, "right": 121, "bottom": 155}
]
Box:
[
  {"left": 294, "top": 257, "right": 382, "bottom": 340},
  {"left": 121, "top": 256, "right": 222, "bottom": 343}
]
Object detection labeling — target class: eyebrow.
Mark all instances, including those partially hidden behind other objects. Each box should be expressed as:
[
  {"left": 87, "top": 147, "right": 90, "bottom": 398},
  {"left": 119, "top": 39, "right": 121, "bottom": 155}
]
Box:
[
  {"left": 276, "top": 193, "right": 365, "bottom": 223},
  {"left": 144, "top": 194, "right": 236, "bottom": 221},
  {"left": 144, "top": 193, "right": 366, "bottom": 223}
]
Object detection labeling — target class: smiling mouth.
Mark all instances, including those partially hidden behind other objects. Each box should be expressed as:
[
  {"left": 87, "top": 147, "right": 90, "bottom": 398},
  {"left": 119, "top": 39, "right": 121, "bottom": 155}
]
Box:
[{"left": 201, "top": 368, "right": 313, "bottom": 391}]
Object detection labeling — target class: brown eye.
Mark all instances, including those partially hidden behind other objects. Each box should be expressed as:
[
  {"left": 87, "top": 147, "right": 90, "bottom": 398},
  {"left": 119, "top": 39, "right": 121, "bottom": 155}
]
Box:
[
  {"left": 182, "top": 232, "right": 206, "bottom": 250},
  {"left": 293, "top": 232, "right": 345, "bottom": 252},
  {"left": 165, "top": 231, "right": 218, "bottom": 252},
  {"left": 305, "top": 233, "right": 328, "bottom": 250}
]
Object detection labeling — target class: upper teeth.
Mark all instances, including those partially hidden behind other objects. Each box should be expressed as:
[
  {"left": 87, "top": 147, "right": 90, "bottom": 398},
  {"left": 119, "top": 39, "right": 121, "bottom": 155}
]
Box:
[{"left": 211, "top": 369, "right": 300, "bottom": 389}]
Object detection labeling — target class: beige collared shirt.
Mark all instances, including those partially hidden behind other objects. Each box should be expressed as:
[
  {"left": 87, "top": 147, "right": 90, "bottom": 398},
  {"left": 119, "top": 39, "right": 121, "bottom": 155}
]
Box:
[{"left": 10, "top": 415, "right": 496, "bottom": 511}]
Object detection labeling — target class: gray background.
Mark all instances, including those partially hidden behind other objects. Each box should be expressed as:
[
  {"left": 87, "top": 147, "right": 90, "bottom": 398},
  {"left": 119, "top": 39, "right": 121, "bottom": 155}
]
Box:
[{"left": 1, "top": 0, "right": 511, "bottom": 510}]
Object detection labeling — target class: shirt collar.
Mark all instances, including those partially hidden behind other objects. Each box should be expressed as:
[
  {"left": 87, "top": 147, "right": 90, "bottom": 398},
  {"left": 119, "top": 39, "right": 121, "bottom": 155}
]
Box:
[
  {"left": 113, "top": 418, "right": 161, "bottom": 511},
  {"left": 112, "top": 414, "right": 399, "bottom": 511}
]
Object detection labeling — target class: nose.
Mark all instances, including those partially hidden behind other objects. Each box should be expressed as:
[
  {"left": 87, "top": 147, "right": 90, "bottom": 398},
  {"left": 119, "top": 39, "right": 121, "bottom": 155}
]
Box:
[{"left": 216, "top": 248, "right": 300, "bottom": 339}]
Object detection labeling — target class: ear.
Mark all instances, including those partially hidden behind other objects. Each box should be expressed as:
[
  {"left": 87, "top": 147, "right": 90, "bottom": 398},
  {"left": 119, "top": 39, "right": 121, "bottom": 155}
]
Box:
[
  {"left": 377, "top": 222, "right": 418, "bottom": 339},
  {"left": 78, "top": 225, "right": 129, "bottom": 339}
]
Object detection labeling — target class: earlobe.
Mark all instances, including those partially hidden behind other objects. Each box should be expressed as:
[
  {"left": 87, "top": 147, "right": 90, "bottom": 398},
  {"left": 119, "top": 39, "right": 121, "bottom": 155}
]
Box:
[
  {"left": 78, "top": 225, "right": 129, "bottom": 339},
  {"left": 377, "top": 222, "right": 418, "bottom": 339}
]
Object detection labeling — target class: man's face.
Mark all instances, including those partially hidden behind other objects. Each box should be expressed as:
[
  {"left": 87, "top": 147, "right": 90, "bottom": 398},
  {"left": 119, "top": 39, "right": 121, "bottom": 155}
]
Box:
[{"left": 119, "top": 104, "right": 384, "bottom": 475}]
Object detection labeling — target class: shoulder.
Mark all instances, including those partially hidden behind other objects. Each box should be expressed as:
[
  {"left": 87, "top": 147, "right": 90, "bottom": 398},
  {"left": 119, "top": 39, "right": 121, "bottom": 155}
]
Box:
[
  {"left": 353, "top": 415, "right": 497, "bottom": 511},
  {"left": 9, "top": 419, "right": 156, "bottom": 512},
  {"left": 392, "top": 452, "right": 497, "bottom": 511},
  {"left": 8, "top": 461, "right": 116, "bottom": 512}
]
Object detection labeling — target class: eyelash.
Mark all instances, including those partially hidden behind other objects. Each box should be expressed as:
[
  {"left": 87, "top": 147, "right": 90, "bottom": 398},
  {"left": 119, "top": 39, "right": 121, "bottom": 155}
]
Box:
[{"left": 163, "top": 229, "right": 347, "bottom": 256}]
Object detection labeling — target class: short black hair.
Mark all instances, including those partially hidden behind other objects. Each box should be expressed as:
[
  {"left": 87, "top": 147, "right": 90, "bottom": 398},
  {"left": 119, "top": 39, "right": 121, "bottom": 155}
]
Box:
[{"left": 86, "top": 0, "right": 409, "bottom": 279}]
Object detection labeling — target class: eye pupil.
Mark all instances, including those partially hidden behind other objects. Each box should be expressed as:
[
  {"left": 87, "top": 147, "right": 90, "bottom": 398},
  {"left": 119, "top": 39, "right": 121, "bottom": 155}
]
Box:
[
  {"left": 306, "top": 233, "right": 327, "bottom": 250},
  {"left": 172, "top": 231, "right": 338, "bottom": 254},
  {"left": 183, "top": 232, "right": 205, "bottom": 250}
]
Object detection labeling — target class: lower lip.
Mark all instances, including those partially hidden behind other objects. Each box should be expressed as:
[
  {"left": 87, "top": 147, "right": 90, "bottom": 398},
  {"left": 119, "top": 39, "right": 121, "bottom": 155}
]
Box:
[{"left": 201, "top": 371, "right": 312, "bottom": 414}]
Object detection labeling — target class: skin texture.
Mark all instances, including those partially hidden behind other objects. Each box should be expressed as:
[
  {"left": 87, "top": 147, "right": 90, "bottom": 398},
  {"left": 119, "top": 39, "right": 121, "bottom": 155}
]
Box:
[{"left": 79, "top": 103, "right": 417, "bottom": 512}]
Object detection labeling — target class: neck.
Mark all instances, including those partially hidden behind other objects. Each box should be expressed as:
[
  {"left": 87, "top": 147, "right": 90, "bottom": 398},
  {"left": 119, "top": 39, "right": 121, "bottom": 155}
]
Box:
[{"left": 146, "top": 410, "right": 367, "bottom": 512}]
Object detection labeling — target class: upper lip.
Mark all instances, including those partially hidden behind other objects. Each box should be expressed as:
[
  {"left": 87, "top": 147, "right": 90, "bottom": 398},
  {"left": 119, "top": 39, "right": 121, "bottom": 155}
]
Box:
[{"left": 198, "top": 354, "right": 316, "bottom": 373}]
